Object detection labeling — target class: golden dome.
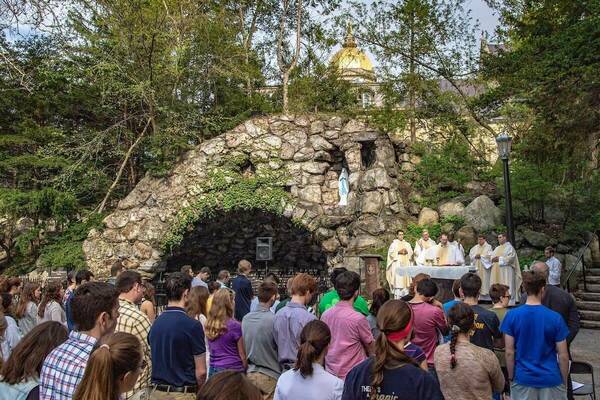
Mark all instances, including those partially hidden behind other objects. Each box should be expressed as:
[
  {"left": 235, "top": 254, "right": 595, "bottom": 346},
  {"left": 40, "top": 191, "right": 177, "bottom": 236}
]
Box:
[{"left": 330, "top": 25, "right": 375, "bottom": 80}]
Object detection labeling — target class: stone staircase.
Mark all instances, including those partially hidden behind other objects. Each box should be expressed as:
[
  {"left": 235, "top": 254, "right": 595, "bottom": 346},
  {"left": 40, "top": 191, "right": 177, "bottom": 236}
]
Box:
[{"left": 575, "top": 268, "right": 600, "bottom": 329}]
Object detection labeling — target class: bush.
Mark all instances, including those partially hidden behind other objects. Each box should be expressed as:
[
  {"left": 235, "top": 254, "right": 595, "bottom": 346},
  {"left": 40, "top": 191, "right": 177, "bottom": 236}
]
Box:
[{"left": 414, "top": 138, "right": 492, "bottom": 207}]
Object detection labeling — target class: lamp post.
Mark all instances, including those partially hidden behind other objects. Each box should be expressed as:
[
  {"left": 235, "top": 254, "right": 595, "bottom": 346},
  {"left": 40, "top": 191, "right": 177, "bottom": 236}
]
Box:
[{"left": 496, "top": 132, "right": 515, "bottom": 245}]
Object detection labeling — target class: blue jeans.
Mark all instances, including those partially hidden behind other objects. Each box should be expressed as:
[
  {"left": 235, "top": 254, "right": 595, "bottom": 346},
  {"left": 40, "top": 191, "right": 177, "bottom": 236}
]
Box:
[{"left": 511, "top": 383, "right": 567, "bottom": 400}]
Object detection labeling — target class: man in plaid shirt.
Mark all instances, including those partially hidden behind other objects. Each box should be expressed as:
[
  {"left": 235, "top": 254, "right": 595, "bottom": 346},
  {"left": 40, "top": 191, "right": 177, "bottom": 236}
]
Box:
[
  {"left": 40, "top": 281, "right": 119, "bottom": 400},
  {"left": 115, "top": 270, "right": 152, "bottom": 400}
]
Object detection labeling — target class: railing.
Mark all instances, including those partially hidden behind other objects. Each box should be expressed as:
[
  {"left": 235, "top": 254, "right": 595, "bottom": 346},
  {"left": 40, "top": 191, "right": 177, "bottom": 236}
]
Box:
[{"left": 563, "top": 235, "right": 596, "bottom": 293}]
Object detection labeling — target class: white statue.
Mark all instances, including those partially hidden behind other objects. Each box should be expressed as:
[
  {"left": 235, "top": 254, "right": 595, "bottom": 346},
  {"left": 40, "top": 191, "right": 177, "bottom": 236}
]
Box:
[{"left": 338, "top": 168, "right": 349, "bottom": 206}]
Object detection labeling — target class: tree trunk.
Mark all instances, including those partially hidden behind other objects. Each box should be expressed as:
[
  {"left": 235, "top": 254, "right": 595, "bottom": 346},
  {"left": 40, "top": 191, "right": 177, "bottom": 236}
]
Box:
[
  {"left": 97, "top": 118, "right": 152, "bottom": 213},
  {"left": 409, "top": 11, "right": 416, "bottom": 143},
  {"left": 282, "top": 71, "right": 290, "bottom": 114}
]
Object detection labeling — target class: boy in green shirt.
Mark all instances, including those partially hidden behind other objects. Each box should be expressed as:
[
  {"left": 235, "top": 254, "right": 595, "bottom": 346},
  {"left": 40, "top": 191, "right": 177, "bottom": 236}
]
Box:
[{"left": 318, "top": 267, "right": 369, "bottom": 316}]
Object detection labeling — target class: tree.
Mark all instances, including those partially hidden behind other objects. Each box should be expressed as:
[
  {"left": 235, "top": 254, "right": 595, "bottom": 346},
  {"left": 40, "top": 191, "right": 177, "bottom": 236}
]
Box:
[
  {"left": 351, "top": 0, "right": 492, "bottom": 146},
  {"left": 480, "top": 0, "right": 600, "bottom": 231},
  {"left": 276, "top": 0, "right": 303, "bottom": 114}
]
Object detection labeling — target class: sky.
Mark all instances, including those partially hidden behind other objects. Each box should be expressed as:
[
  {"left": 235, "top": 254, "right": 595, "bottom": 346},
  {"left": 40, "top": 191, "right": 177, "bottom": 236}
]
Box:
[{"left": 467, "top": 0, "right": 501, "bottom": 36}]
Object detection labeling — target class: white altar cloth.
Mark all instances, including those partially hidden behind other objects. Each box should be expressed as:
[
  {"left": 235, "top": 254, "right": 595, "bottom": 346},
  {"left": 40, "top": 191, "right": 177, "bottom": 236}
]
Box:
[{"left": 395, "top": 265, "right": 475, "bottom": 280}]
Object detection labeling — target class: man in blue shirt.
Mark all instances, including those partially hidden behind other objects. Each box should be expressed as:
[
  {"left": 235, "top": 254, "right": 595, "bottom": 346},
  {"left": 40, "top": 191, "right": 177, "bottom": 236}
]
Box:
[
  {"left": 149, "top": 272, "right": 207, "bottom": 398},
  {"left": 501, "top": 270, "right": 570, "bottom": 400},
  {"left": 65, "top": 269, "right": 94, "bottom": 331},
  {"left": 231, "top": 259, "right": 254, "bottom": 321}
]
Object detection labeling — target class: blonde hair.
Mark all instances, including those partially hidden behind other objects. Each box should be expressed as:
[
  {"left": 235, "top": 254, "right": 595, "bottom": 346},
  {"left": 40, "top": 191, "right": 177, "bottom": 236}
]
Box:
[{"left": 205, "top": 289, "right": 234, "bottom": 340}]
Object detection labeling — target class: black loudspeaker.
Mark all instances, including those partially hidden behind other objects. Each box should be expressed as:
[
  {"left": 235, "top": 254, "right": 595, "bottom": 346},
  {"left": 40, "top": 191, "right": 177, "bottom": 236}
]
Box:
[{"left": 256, "top": 237, "right": 273, "bottom": 261}]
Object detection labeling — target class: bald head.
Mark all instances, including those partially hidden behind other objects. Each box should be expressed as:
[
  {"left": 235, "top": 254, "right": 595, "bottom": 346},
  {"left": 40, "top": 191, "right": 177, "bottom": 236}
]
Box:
[{"left": 531, "top": 261, "right": 550, "bottom": 281}]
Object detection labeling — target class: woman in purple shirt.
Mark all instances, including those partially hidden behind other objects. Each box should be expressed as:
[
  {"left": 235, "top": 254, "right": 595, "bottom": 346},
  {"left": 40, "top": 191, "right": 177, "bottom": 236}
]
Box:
[{"left": 206, "top": 289, "right": 247, "bottom": 377}]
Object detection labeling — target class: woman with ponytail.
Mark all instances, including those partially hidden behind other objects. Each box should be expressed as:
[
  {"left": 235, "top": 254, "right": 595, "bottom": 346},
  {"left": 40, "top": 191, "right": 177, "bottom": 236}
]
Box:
[
  {"left": 342, "top": 300, "right": 442, "bottom": 400},
  {"left": 434, "top": 302, "right": 504, "bottom": 400},
  {"left": 73, "top": 332, "right": 144, "bottom": 400},
  {"left": 274, "top": 320, "right": 343, "bottom": 400}
]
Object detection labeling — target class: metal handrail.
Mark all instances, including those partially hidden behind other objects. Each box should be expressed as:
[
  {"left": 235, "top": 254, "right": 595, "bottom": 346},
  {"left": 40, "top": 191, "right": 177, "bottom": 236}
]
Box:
[{"left": 563, "top": 235, "right": 596, "bottom": 293}]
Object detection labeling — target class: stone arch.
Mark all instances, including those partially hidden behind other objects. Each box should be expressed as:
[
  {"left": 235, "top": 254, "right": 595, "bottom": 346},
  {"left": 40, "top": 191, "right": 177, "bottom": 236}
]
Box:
[
  {"left": 164, "top": 209, "right": 326, "bottom": 273},
  {"left": 83, "top": 115, "right": 410, "bottom": 278}
]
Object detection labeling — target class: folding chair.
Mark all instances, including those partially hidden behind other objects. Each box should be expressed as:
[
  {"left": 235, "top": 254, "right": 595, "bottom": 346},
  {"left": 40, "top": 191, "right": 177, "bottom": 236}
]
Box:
[{"left": 571, "top": 361, "right": 596, "bottom": 400}]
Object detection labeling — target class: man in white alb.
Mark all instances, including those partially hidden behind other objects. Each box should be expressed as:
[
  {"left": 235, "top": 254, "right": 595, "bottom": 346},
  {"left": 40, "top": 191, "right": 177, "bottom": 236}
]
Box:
[
  {"left": 469, "top": 234, "right": 494, "bottom": 295},
  {"left": 386, "top": 230, "right": 414, "bottom": 298},
  {"left": 418, "top": 233, "right": 464, "bottom": 266},
  {"left": 447, "top": 232, "right": 465, "bottom": 259},
  {"left": 545, "top": 246, "right": 562, "bottom": 287},
  {"left": 491, "top": 233, "right": 523, "bottom": 305},
  {"left": 414, "top": 230, "right": 436, "bottom": 262}
]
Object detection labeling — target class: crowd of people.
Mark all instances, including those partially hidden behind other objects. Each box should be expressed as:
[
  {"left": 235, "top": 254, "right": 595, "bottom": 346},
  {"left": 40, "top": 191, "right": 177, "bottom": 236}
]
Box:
[{"left": 0, "top": 256, "right": 580, "bottom": 400}]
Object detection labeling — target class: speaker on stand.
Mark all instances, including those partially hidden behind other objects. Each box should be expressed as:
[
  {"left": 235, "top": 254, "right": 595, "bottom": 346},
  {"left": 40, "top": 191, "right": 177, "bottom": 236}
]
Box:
[{"left": 256, "top": 237, "right": 273, "bottom": 275}]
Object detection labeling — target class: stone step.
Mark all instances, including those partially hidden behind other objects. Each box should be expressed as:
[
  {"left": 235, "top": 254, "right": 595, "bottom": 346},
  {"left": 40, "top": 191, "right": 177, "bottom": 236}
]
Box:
[
  {"left": 575, "top": 301, "right": 600, "bottom": 311},
  {"left": 585, "top": 268, "right": 600, "bottom": 276},
  {"left": 578, "top": 283, "right": 600, "bottom": 293},
  {"left": 580, "top": 319, "right": 600, "bottom": 329},
  {"left": 579, "top": 310, "right": 600, "bottom": 321},
  {"left": 581, "top": 275, "right": 600, "bottom": 284},
  {"left": 575, "top": 292, "right": 600, "bottom": 302}
]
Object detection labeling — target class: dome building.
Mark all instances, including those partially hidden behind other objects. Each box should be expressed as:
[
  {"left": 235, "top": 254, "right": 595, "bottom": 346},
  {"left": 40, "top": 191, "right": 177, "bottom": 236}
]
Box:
[
  {"left": 330, "top": 25, "right": 376, "bottom": 84},
  {"left": 330, "top": 25, "right": 382, "bottom": 108}
]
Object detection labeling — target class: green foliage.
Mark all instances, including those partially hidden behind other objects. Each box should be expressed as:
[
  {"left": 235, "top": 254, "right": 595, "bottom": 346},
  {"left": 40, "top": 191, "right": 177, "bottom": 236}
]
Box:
[
  {"left": 414, "top": 138, "right": 492, "bottom": 207},
  {"left": 162, "top": 160, "right": 293, "bottom": 252},
  {"left": 288, "top": 64, "right": 357, "bottom": 113},
  {"left": 404, "top": 222, "right": 442, "bottom": 245},
  {"left": 480, "top": 0, "right": 600, "bottom": 233},
  {"left": 37, "top": 214, "right": 106, "bottom": 271},
  {"left": 440, "top": 215, "right": 465, "bottom": 231}
]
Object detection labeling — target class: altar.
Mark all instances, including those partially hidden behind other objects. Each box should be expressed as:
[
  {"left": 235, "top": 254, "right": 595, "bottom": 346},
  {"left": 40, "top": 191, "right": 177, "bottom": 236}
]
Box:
[{"left": 395, "top": 265, "right": 475, "bottom": 302}]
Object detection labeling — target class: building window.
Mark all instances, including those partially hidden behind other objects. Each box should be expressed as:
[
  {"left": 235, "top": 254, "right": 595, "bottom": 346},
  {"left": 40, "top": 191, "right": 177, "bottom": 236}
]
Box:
[{"left": 361, "top": 91, "right": 373, "bottom": 108}]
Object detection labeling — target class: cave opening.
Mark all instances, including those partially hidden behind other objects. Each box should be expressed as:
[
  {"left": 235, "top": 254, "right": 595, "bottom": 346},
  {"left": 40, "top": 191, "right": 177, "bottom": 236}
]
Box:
[{"left": 164, "top": 209, "right": 329, "bottom": 286}]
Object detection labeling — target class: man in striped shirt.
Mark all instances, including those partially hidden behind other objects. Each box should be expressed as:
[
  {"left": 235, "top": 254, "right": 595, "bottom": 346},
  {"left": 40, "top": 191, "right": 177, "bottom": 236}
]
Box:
[
  {"left": 40, "top": 281, "right": 119, "bottom": 400},
  {"left": 115, "top": 270, "right": 152, "bottom": 400}
]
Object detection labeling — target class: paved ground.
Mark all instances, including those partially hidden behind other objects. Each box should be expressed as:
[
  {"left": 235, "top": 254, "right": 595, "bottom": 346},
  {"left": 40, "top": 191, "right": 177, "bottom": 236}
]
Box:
[{"left": 570, "top": 329, "right": 600, "bottom": 394}]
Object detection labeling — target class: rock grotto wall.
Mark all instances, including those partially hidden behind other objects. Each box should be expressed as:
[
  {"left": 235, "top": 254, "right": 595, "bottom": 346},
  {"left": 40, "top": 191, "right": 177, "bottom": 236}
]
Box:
[{"left": 83, "top": 115, "right": 412, "bottom": 278}]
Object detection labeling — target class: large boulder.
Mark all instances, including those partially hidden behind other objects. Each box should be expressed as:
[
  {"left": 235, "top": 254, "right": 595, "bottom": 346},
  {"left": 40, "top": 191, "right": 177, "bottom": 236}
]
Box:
[
  {"left": 438, "top": 201, "right": 465, "bottom": 219},
  {"left": 517, "top": 247, "right": 542, "bottom": 260},
  {"left": 520, "top": 228, "right": 552, "bottom": 249},
  {"left": 464, "top": 195, "right": 502, "bottom": 232},
  {"left": 456, "top": 225, "right": 477, "bottom": 252},
  {"left": 418, "top": 207, "right": 439, "bottom": 226}
]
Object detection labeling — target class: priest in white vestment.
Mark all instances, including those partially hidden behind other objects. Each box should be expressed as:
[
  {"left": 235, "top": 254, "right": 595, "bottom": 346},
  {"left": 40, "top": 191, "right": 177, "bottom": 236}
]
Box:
[
  {"left": 386, "top": 230, "right": 414, "bottom": 298},
  {"left": 469, "top": 235, "right": 494, "bottom": 295},
  {"left": 447, "top": 232, "right": 465, "bottom": 259},
  {"left": 418, "top": 233, "right": 464, "bottom": 266},
  {"left": 491, "top": 233, "right": 523, "bottom": 304},
  {"left": 414, "top": 230, "right": 436, "bottom": 262}
]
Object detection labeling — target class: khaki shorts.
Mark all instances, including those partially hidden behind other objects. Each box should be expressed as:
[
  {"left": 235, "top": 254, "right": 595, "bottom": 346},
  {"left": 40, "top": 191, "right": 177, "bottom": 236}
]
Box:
[{"left": 247, "top": 372, "right": 277, "bottom": 400}]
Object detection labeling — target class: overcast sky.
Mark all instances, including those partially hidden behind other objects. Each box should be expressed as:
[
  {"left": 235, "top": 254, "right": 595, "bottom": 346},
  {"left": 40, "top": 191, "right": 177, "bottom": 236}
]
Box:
[{"left": 468, "top": 0, "right": 501, "bottom": 36}]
